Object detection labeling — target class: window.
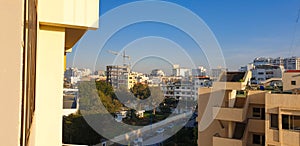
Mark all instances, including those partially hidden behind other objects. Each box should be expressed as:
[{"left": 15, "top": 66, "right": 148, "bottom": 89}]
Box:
[
  {"left": 270, "top": 114, "right": 278, "bottom": 129},
  {"left": 258, "top": 72, "right": 264, "bottom": 75},
  {"left": 253, "top": 134, "right": 265, "bottom": 145},
  {"left": 253, "top": 108, "right": 261, "bottom": 117},
  {"left": 282, "top": 115, "right": 289, "bottom": 129},
  {"left": 282, "top": 115, "right": 300, "bottom": 130},
  {"left": 252, "top": 107, "right": 265, "bottom": 119},
  {"left": 291, "top": 81, "right": 296, "bottom": 85}
]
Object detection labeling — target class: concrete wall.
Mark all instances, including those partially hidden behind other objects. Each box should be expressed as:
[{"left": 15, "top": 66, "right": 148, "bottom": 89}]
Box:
[
  {"left": 33, "top": 26, "right": 65, "bottom": 146},
  {"left": 283, "top": 72, "right": 300, "bottom": 91},
  {"left": 39, "top": 0, "right": 99, "bottom": 29},
  {"left": 265, "top": 93, "right": 300, "bottom": 145},
  {"left": 248, "top": 90, "right": 266, "bottom": 105},
  {"left": 198, "top": 88, "right": 227, "bottom": 146},
  {"left": 0, "top": 0, "right": 23, "bottom": 145}
]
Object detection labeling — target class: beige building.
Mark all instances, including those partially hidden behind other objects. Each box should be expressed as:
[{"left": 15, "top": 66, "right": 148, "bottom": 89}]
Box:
[
  {"left": 198, "top": 70, "right": 300, "bottom": 146},
  {"left": 0, "top": 0, "right": 99, "bottom": 146},
  {"left": 283, "top": 70, "right": 300, "bottom": 92}
]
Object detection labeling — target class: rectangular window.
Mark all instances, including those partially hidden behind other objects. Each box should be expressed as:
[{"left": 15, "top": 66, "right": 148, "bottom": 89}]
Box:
[
  {"left": 270, "top": 114, "right": 278, "bottom": 129},
  {"left": 291, "top": 81, "right": 296, "bottom": 85},
  {"left": 282, "top": 115, "right": 289, "bottom": 129},
  {"left": 253, "top": 108, "right": 261, "bottom": 118},
  {"left": 253, "top": 134, "right": 260, "bottom": 144},
  {"left": 282, "top": 115, "right": 300, "bottom": 130},
  {"left": 261, "top": 108, "right": 265, "bottom": 120},
  {"left": 252, "top": 108, "right": 265, "bottom": 119},
  {"left": 253, "top": 134, "right": 265, "bottom": 145}
]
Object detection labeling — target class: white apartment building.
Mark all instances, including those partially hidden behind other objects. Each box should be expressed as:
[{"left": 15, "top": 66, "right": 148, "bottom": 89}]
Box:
[
  {"left": 192, "top": 66, "right": 207, "bottom": 77},
  {"left": 284, "top": 56, "right": 300, "bottom": 70},
  {"left": 172, "top": 64, "right": 192, "bottom": 77},
  {"left": 253, "top": 56, "right": 300, "bottom": 70},
  {"left": 251, "top": 65, "right": 284, "bottom": 84},
  {"left": 161, "top": 76, "right": 211, "bottom": 101}
]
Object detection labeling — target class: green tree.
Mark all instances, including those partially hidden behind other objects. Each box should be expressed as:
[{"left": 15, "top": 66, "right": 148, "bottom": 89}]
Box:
[
  {"left": 149, "top": 86, "right": 165, "bottom": 115},
  {"left": 130, "top": 83, "right": 151, "bottom": 99},
  {"left": 79, "top": 81, "right": 123, "bottom": 114},
  {"left": 63, "top": 114, "right": 104, "bottom": 145}
]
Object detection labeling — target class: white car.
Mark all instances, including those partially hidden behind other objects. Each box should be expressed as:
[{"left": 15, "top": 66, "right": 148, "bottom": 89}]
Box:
[
  {"left": 167, "top": 123, "right": 174, "bottom": 128},
  {"left": 156, "top": 128, "right": 165, "bottom": 134}
]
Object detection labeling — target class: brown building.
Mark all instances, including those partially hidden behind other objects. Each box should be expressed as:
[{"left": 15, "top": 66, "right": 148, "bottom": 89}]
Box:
[{"left": 198, "top": 70, "right": 300, "bottom": 146}]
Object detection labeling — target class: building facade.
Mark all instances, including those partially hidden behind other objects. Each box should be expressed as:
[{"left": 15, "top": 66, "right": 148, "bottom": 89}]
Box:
[
  {"left": 197, "top": 71, "right": 300, "bottom": 146},
  {"left": 251, "top": 65, "right": 284, "bottom": 84},
  {"left": 0, "top": 0, "right": 99, "bottom": 145}
]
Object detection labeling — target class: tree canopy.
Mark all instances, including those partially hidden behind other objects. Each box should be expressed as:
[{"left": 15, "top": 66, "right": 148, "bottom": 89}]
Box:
[{"left": 130, "top": 83, "right": 151, "bottom": 99}]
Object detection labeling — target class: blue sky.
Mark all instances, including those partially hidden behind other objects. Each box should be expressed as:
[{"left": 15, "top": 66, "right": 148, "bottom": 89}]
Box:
[{"left": 67, "top": 0, "right": 300, "bottom": 73}]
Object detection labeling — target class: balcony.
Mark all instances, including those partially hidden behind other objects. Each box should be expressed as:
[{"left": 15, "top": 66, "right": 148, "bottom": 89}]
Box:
[
  {"left": 213, "top": 107, "right": 245, "bottom": 122},
  {"left": 214, "top": 71, "right": 251, "bottom": 90},
  {"left": 39, "top": 0, "right": 99, "bottom": 29},
  {"left": 248, "top": 119, "right": 265, "bottom": 133},
  {"left": 213, "top": 136, "right": 243, "bottom": 146}
]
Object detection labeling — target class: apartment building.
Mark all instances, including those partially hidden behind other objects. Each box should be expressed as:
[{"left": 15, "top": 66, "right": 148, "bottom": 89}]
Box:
[
  {"left": 284, "top": 57, "right": 300, "bottom": 70},
  {"left": 253, "top": 56, "right": 300, "bottom": 70},
  {"left": 283, "top": 70, "right": 300, "bottom": 92},
  {"left": 198, "top": 70, "right": 300, "bottom": 146},
  {"left": 0, "top": 0, "right": 99, "bottom": 146},
  {"left": 106, "top": 65, "right": 130, "bottom": 89},
  {"left": 251, "top": 65, "right": 284, "bottom": 84}
]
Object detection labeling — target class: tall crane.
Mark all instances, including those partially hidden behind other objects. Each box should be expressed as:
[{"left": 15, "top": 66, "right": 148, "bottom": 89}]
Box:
[{"left": 107, "top": 50, "right": 131, "bottom": 67}]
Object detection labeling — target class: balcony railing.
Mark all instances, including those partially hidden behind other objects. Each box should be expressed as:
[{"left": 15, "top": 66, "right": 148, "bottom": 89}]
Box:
[{"left": 213, "top": 95, "right": 249, "bottom": 122}]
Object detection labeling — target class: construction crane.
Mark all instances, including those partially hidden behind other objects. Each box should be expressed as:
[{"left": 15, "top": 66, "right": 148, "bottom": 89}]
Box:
[{"left": 107, "top": 50, "right": 131, "bottom": 67}]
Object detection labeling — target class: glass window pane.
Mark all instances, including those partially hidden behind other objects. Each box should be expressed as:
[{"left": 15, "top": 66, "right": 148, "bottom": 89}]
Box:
[
  {"left": 253, "top": 134, "right": 261, "bottom": 144},
  {"left": 282, "top": 115, "right": 290, "bottom": 130},
  {"left": 253, "top": 108, "right": 261, "bottom": 117},
  {"left": 293, "top": 116, "right": 300, "bottom": 130},
  {"left": 270, "top": 114, "right": 278, "bottom": 129}
]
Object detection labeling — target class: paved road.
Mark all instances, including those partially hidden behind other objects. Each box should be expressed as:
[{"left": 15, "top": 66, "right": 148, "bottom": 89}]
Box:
[{"left": 111, "top": 111, "right": 193, "bottom": 145}]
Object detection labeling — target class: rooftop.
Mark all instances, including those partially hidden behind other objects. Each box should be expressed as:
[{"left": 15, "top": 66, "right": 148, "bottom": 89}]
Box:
[
  {"left": 219, "top": 72, "right": 246, "bottom": 82},
  {"left": 285, "top": 70, "right": 300, "bottom": 73}
]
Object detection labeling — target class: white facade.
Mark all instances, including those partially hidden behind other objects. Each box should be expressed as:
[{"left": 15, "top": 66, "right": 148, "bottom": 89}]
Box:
[
  {"left": 251, "top": 65, "right": 284, "bottom": 84},
  {"left": 192, "top": 66, "right": 207, "bottom": 77},
  {"left": 284, "top": 56, "right": 300, "bottom": 70},
  {"left": 172, "top": 64, "right": 192, "bottom": 77}
]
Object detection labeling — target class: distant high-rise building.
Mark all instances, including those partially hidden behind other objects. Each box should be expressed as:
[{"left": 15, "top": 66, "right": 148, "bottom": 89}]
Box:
[
  {"left": 253, "top": 56, "right": 300, "bottom": 70},
  {"left": 172, "top": 64, "right": 192, "bottom": 78},
  {"left": 284, "top": 56, "right": 300, "bottom": 70},
  {"left": 106, "top": 65, "right": 130, "bottom": 89},
  {"left": 150, "top": 69, "right": 165, "bottom": 77},
  {"left": 192, "top": 66, "right": 207, "bottom": 77}
]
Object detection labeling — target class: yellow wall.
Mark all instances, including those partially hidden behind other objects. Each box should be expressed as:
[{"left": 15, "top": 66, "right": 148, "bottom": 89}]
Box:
[{"left": 33, "top": 26, "right": 65, "bottom": 146}]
